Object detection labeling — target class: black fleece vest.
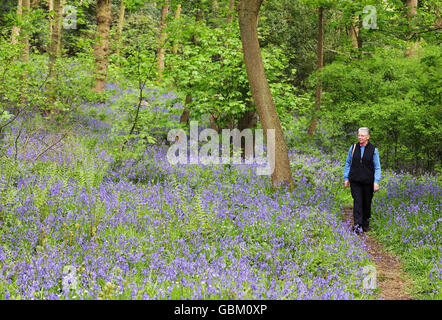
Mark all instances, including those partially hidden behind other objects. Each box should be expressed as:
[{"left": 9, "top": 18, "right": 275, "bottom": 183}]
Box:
[{"left": 348, "top": 142, "right": 375, "bottom": 184}]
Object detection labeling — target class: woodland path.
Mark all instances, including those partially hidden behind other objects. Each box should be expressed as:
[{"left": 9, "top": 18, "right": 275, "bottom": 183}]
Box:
[{"left": 342, "top": 206, "right": 413, "bottom": 300}]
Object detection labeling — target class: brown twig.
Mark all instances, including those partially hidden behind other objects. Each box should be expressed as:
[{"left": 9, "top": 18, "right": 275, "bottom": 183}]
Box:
[{"left": 34, "top": 132, "right": 68, "bottom": 162}]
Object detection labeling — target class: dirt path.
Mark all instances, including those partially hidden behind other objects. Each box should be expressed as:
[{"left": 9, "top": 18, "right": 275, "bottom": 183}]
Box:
[{"left": 342, "top": 206, "right": 413, "bottom": 300}]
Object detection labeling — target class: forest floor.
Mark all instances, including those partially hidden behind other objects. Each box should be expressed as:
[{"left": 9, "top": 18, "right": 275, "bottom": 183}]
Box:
[{"left": 342, "top": 206, "right": 413, "bottom": 300}]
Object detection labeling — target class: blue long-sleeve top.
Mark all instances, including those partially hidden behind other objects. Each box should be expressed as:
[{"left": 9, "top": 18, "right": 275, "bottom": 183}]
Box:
[{"left": 343, "top": 145, "right": 381, "bottom": 184}]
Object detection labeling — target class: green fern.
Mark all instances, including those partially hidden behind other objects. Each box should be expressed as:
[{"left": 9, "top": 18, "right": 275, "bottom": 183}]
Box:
[{"left": 192, "top": 193, "right": 213, "bottom": 234}]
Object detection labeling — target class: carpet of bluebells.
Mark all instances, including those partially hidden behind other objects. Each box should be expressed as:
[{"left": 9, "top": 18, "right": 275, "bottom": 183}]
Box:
[
  {"left": 371, "top": 173, "right": 442, "bottom": 299},
  {"left": 0, "top": 84, "right": 439, "bottom": 300}
]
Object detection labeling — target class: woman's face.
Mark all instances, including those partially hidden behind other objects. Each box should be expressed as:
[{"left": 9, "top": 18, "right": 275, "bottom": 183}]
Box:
[{"left": 358, "top": 132, "right": 370, "bottom": 145}]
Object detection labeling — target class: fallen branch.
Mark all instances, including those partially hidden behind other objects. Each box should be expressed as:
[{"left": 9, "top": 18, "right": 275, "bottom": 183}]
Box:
[{"left": 34, "top": 132, "right": 68, "bottom": 162}]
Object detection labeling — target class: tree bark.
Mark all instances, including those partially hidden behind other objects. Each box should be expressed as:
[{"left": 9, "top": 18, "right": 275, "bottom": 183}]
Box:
[
  {"left": 56, "top": 0, "right": 64, "bottom": 57},
  {"left": 46, "top": 0, "right": 62, "bottom": 111},
  {"left": 307, "top": 6, "right": 323, "bottom": 138},
  {"left": 115, "top": 1, "right": 125, "bottom": 59},
  {"left": 227, "top": 0, "right": 235, "bottom": 23},
  {"left": 93, "top": 0, "right": 112, "bottom": 92},
  {"left": 192, "top": 10, "right": 202, "bottom": 45},
  {"left": 157, "top": 1, "right": 169, "bottom": 82},
  {"left": 179, "top": 94, "right": 191, "bottom": 124},
  {"left": 238, "top": 108, "right": 257, "bottom": 158},
  {"left": 12, "top": 0, "right": 30, "bottom": 62},
  {"left": 172, "top": 3, "right": 181, "bottom": 54},
  {"left": 406, "top": 0, "right": 419, "bottom": 57},
  {"left": 48, "top": 0, "right": 53, "bottom": 37},
  {"left": 350, "top": 15, "right": 363, "bottom": 59},
  {"left": 48, "top": 0, "right": 61, "bottom": 79},
  {"left": 238, "top": 0, "right": 294, "bottom": 188}
]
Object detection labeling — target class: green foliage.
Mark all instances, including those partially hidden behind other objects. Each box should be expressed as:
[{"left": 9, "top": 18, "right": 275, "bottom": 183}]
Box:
[
  {"left": 164, "top": 11, "right": 298, "bottom": 129},
  {"left": 311, "top": 45, "right": 441, "bottom": 172}
]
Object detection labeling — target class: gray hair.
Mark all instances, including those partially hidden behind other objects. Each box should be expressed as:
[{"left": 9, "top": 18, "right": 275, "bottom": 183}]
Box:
[{"left": 358, "top": 127, "right": 370, "bottom": 136}]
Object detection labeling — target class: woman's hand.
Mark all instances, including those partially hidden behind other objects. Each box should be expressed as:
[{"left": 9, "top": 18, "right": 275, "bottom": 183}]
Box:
[{"left": 374, "top": 183, "right": 379, "bottom": 192}]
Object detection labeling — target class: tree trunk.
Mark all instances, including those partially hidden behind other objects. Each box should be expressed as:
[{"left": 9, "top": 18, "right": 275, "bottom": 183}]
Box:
[
  {"left": 22, "top": 0, "right": 30, "bottom": 62},
  {"left": 48, "top": 0, "right": 61, "bottom": 79},
  {"left": 192, "top": 10, "right": 202, "bottom": 45},
  {"left": 172, "top": 3, "right": 181, "bottom": 54},
  {"left": 307, "top": 6, "right": 323, "bottom": 138},
  {"left": 12, "top": 0, "right": 30, "bottom": 105},
  {"left": 56, "top": 0, "right": 64, "bottom": 57},
  {"left": 93, "top": 0, "right": 112, "bottom": 92},
  {"left": 238, "top": 0, "right": 294, "bottom": 188},
  {"left": 227, "top": 0, "right": 235, "bottom": 23},
  {"left": 350, "top": 18, "right": 358, "bottom": 50},
  {"left": 115, "top": 1, "right": 125, "bottom": 59},
  {"left": 46, "top": 0, "right": 61, "bottom": 111},
  {"left": 157, "top": 1, "right": 169, "bottom": 82},
  {"left": 209, "top": 114, "right": 219, "bottom": 132},
  {"left": 48, "top": 0, "right": 53, "bottom": 38},
  {"left": 350, "top": 15, "right": 363, "bottom": 59},
  {"left": 179, "top": 94, "right": 191, "bottom": 124},
  {"left": 238, "top": 108, "right": 257, "bottom": 159},
  {"left": 237, "top": 109, "right": 257, "bottom": 131},
  {"left": 406, "top": 0, "right": 419, "bottom": 57}
]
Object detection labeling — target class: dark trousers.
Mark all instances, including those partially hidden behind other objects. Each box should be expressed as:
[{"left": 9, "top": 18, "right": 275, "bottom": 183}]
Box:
[{"left": 350, "top": 181, "right": 374, "bottom": 231}]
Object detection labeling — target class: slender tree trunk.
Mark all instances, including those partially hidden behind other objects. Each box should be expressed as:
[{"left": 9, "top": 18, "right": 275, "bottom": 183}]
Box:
[
  {"left": 56, "top": 0, "right": 64, "bottom": 57},
  {"left": 11, "top": 0, "right": 23, "bottom": 45},
  {"left": 179, "top": 94, "right": 191, "bottom": 124},
  {"left": 93, "top": 0, "right": 112, "bottom": 92},
  {"left": 46, "top": 0, "right": 61, "bottom": 111},
  {"left": 350, "top": 15, "right": 363, "bottom": 59},
  {"left": 406, "top": 0, "right": 419, "bottom": 57},
  {"left": 21, "top": 0, "right": 30, "bottom": 62},
  {"left": 48, "top": 0, "right": 61, "bottom": 79},
  {"left": 12, "top": 0, "right": 30, "bottom": 62},
  {"left": 307, "top": 6, "right": 323, "bottom": 138},
  {"left": 238, "top": 0, "right": 294, "bottom": 188},
  {"left": 211, "top": 0, "right": 219, "bottom": 26},
  {"left": 12, "top": 0, "right": 30, "bottom": 105},
  {"left": 350, "top": 18, "right": 358, "bottom": 50},
  {"left": 157, "top": 1, "right": 169, "bottom": 82},
  {"left": 238, "top": 108, "right": 257, "bottom": 158},
  {"left": 48, "top": 0, "right": 53, "bottom": 38},
  {"left": 115, "top": 1, "right": 125, "bottom": 60},
  {"left": 172, "top": 4, "right": 181, "bottom": 54},
  {"left": 227, "top": 0, "right": 235, "bottom": 23},
  {"left": 192, "top": 10, "right": 202, "bottom": 45}
]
